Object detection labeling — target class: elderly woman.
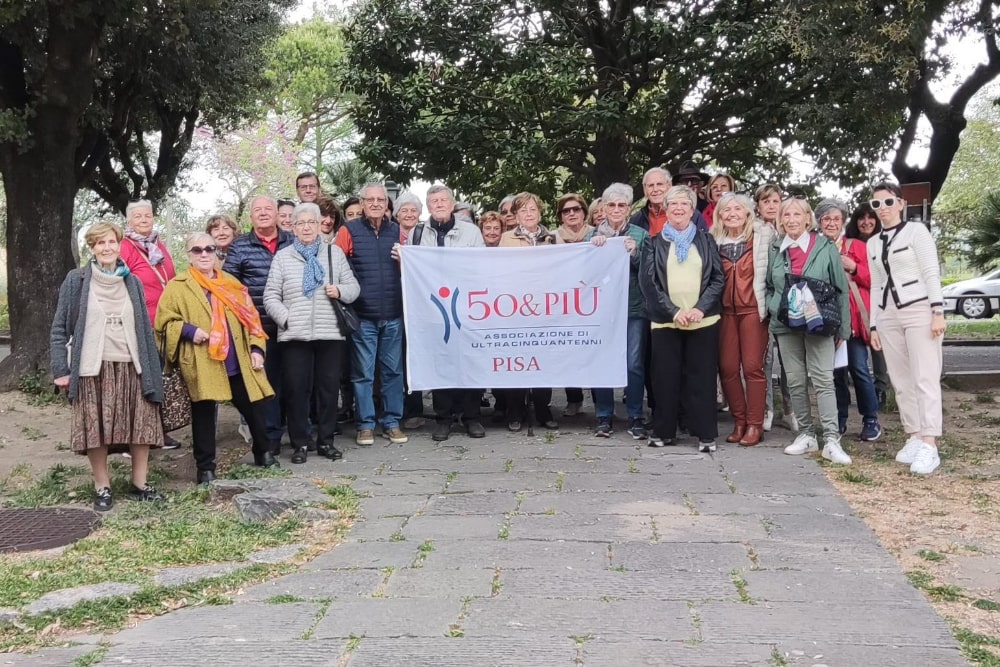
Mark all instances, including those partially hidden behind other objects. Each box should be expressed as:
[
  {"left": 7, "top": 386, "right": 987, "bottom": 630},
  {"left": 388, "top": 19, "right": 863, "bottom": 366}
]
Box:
[
  {"left": 50, "top": 223, "right": 164, "bottom": 511},
  {"left": 588, "top": 183, "right": 650, "bottom": 438},
  {"left": 499, "top": 195, "right": 517, "bottom": 230},
  {"left": 497, "top": 192, "right": 558, "bottom": 430},
  {"left": 702, "top": 173, "right": 735, "bottom": 228},
  {"left": 396, "top": 190, "right": 423, "bottom": 244},
  {"left": 711, "top": 193, "right": 775, "bottom": 446},
  {"left": 846, "top": 202, "right": 889, "bottom": 405},
  {"left": 755, "top": 183, "right": 796, "bottom": 433},
  {"left": 264, "top": 203, "right": 361, "bottom": 463},
  {"left": 479, "top": 211, "right": 504, "bottom": 247},
  {"left": 120, "top": 200, "right": 176, "bottom": 324},
  {"left": 206, "top": 214, "right": 240, "bottom": 268},
  {"left": 766, "top": 197, "right": 852, "bottom": 464},
  {"left": 816, "top": 199, "right": 882, "bottom": 442},
  {"left": 588, "top": 198, "right": 607, "bottom": 227},
  {"left": 156, "top": 233, "right": 278, "bottom": 484},
  {"left": 639, "top": 185, "right": 724, "bottom": 451},
  {"left": 867, "top": 182, "right": 947, "bottom": 475}
]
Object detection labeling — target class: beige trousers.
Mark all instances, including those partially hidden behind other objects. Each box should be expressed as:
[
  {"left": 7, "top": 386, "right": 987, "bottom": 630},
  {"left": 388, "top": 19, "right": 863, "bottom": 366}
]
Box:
[{"left": 877, "top": 300, "right": 943, "bottom": 437}]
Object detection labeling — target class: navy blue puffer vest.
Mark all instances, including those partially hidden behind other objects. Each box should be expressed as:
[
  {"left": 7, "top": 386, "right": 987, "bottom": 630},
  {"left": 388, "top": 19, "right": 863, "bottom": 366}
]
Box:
[{"left": 344, "top": 217, "right": 403, "bottom": 321}]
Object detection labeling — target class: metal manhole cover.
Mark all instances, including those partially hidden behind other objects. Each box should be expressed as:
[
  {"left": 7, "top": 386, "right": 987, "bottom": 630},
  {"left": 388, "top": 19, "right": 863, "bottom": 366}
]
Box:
[{"left": 0, "top": 507, "right": 100, "bottom": 553}]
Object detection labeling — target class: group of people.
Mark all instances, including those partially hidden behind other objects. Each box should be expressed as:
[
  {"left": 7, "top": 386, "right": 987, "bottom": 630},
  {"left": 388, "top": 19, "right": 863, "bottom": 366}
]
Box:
[{"left": 50, "top": 166, "right": 948, "bottom": 512}]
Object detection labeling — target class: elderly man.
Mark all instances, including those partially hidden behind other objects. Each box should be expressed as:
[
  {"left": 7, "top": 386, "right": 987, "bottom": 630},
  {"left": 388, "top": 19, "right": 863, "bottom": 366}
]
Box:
[
  {"left": 296, "top": 172, "right": 322, "bottom": 203},
  {"left": 499, "top": 195, "right": 517, "bottom": 230},
  {"left": 223, "top": 195, "right": 295, "bottom": 453},
  {"left": 408, "top": 184, "right": 486, "bottom": 441},
  {"left": 631, "top": 166, "right": 708, "bottom": 235},
  {"left": 672, "top": 161, "right": 711, "bottom": 212},
  {"left": 335, "top": 183, "right": 408, "bottom": 446}
]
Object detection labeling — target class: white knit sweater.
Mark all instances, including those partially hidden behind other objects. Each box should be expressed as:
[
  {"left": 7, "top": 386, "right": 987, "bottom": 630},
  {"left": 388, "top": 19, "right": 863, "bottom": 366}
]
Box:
[{"left": 866, "top": 221, "right": 943, "bottom": 329}]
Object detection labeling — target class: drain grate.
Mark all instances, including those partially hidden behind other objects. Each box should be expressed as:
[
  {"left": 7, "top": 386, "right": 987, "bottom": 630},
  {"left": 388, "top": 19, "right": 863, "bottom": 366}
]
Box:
[{"left": 0, "top": 507, "right": 100, "bottom": 553}]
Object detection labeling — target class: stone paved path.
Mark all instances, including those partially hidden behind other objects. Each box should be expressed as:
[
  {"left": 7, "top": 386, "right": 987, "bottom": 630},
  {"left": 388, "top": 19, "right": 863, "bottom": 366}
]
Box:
[{"left": 11, "top": 414, "right": 971, "bottom": 666}]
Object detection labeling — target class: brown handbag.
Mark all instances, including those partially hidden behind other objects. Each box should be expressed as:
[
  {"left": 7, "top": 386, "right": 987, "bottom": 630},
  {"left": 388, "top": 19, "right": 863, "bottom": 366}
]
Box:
[{"left": 158, "top": 328, "right": 192, "bottom": 433}]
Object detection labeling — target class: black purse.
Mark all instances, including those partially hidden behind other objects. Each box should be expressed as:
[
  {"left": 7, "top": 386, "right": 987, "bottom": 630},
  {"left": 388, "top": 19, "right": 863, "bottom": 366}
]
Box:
[
  {"left": 327, "top": 244, "right": 360, "bottom": 336},
  {"left": 776, "top": 250, "right": 842, "bottom": 337}
]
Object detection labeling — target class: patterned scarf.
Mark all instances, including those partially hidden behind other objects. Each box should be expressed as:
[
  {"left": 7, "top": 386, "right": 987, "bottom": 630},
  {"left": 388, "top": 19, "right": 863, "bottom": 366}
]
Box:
[
  {"left": 188, "top": 268, "right": 267, "bottom": 361},
  {"left": 513, "top": 225, "right": 554, "bottom": 246},
  {"left": 124, "top": 229, "right": 165, "bottom": 265},
  {"left": 294, "top": 239, "right": 325, "bottom": 298},
  {"left": 555, "top": 223, "right": 593, "bottom": 244},
  {"left": 661, "top": 222, "right": 698, "bottom": 262},
  {"left": 596, "top": 220, "right": 628, "bottom": 239},
  {"left": 92, "top": 258, "right": 131, "bottom": 277}
]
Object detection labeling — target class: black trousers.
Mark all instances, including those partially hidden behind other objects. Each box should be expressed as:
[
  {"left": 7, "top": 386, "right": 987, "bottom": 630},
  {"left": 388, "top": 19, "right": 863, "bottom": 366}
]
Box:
[
  {"left": 401, "top": 324, "right": 424, "bottom": 418},
  {"left": 283, "top": 339, "right": 344, "bottom": 451},
  {"left": 565, "top": 388, "right": 584, "bottom": 404},
  {"left": 433, "top": 388, "right": 482, "bottom": 422},
  {"left": 650, "top": 324, "right": 720, "bottom": 441},
  {"left": 339, "top": 339, "right": 354, "bottom": 412},
  {"left": 501, "top": 388, "right": 553, "bottom": 423},
  {"left": 191, "top": 374, "right": 270, "bottom": 473}
]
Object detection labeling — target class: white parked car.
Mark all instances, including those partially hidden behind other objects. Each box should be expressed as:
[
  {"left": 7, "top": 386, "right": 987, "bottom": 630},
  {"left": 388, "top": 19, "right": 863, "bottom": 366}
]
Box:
[{"left": 942, "top": 269, "right": 1000, "bottom": 319}]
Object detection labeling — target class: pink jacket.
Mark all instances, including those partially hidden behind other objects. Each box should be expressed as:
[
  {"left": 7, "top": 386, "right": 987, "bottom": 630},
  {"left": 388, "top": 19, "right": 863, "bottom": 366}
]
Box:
[{"left": 120, "top": 238, "right": 176, "bottom": 323}]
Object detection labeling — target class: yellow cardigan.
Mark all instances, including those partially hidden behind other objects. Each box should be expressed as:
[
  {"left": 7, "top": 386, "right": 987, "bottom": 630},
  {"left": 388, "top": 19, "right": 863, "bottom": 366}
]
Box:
[{"left": 154, "top": 271, "right": 274, "bottom": 403}]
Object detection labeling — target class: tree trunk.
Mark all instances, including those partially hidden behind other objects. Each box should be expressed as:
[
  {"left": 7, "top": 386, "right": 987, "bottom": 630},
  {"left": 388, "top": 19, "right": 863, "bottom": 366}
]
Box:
[
  {"left": 590, "top": 132, "right": 631, "bottom": 195},
  {"left": 0, "top": 119, "right": 78, "bottom": 388}
]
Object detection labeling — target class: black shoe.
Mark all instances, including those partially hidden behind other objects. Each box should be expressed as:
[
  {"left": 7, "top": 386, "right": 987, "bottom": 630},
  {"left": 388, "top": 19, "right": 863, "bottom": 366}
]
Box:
[
  {"left": 256, "top": 450, "right": 279, "bottom": 468},
  {"left": 94, "top": 487, "right": 114, "bottom": 512},
  {"left": 334, "top": 423, "right": 342, "bottom": 435},
  {"left": 541, "top": 420, "right": 559, "bottom": 430},
  {"left": 337, "top": 408, "right": 354, "bottom": 424},
  {"left": 129, "top": 484, "right": 165, "bottom": 502},
  {"left": 432, "top": 420, "right": 451, "bottom": 441},
  {"left": 508, "top": 420, "right": 522, "bottom": 432},
  {"left": 162, "top": 435, "right": 181, "bottom": 450},
  {"left": 316, "top": 444, "right": 343, "bottom": 460},
  {"left": 290, "top": 448, "right": 307, "bottom": 464},
  {"left": 268, "top": 439, "right": 281, "bottom": 456},
  {"left": 647, "top": 435, "right": 674, "bottom": 448},
  {"left": 466, "top": 421, "right": 486, "bottom": 438},
  {"left": 306, "top": 442, "right": 317, "bottom": 452},
  {"left": 196, "top": 469, "right": 216, "bottom": 485}
]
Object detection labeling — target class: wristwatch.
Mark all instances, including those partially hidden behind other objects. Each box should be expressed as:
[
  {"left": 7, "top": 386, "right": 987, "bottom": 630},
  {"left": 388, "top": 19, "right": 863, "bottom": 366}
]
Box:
[{"left": 931, "top": 308, "right": 944, "bottom": 316}]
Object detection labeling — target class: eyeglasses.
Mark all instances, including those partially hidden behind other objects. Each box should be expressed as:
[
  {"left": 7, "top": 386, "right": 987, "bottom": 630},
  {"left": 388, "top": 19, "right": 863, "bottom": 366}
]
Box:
[
  {"left": 363, "top": 197, "right": 387, "bottom": 204},
  {"left": 781, "top": 193, "right": 807, "bottom": 201},
  {"left": 293, "top": 219, "right": 320, "bottom": 227},
  {"left": 560, "top": 205, "right": 584, "bottom": 215},
  {"left": 819, "top": 215, "right": 843, "bottom": 224},
  {"left": 187, "top": 245, "right": 218, "bottom": 255},
  {"left": 679, "top": 177, "right": 703, "bottom": 186},
  {"left": 869, "top": 197, "right": 897, "bottom": 209},
  {"left": 605, "top": 202, "right": 630, "bottom": 209},
  {"left": 500, "top": 208, "right": 512, "bottom": 215}
]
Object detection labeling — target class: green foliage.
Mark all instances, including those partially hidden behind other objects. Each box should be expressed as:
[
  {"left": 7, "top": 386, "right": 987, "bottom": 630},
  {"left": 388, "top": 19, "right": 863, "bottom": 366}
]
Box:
[
  {"left": 344, "top": 0, "right": 923, "bottom": 203},
  {"left": 17, "top": 371, "right": 64, "bottom": 408},
  {"left": 966, "top": 191, "right": 1000, "bottom": 272}
]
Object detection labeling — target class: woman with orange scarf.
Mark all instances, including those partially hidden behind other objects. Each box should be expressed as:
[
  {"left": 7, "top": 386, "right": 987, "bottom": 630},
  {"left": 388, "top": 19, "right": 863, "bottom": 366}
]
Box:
[{"left": 156, "top": 232, "right": 277, "bottom": 484}]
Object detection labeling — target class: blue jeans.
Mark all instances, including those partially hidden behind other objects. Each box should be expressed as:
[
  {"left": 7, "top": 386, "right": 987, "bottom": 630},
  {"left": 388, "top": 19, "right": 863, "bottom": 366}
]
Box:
[
  {"left": 262, "top": 336, "right": 284, "bottom": 441},
  {"left": 593, "top": 317, "right": 648, "bottom": 421},
  {"left": 351, "top": 318, "right": 404, "bottom": 430},
  {"left": 835, "top": 338, "right": 879, "bottom": 422}
]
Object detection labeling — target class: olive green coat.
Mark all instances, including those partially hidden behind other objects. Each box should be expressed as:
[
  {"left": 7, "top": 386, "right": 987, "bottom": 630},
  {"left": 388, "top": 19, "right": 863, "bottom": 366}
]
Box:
[{"left": 154, "top": 271, "right": 274, "bottom": 403}]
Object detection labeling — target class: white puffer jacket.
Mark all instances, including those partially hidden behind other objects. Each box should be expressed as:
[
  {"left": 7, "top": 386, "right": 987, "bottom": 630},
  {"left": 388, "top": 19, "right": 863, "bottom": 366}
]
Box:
[{"left": 263, "top": 243, "right": 361, "bottom": 342}]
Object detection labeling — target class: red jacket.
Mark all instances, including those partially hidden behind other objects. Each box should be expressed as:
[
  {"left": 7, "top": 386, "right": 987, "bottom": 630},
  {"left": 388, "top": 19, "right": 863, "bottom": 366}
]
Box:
[
  {"left": 120, "top": 238, "right": 176, "bottom": 323},
  {"left": 840, "top": 238, "right": 871, "bottom": 341}
]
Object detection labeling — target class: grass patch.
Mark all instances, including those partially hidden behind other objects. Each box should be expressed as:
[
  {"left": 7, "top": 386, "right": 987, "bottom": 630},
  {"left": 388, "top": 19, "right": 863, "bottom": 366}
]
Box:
[
  {"left": 266, "top": 594, "right": 306, "bottom": 604},
  {"left": 222, "top": 464, "right": 292, "bottom": 480},
  {"left": 973, "top": 599, "right": 1000, "bottom": 612},
  {"left": 730, "top": 570, "right": 754, "bottom": 604},
  {"left": 18, "top": 371, "right": 66, "bottom": 408},
  {"left": 74, "top": 644, "right": 110, "bottom": 667},
  {"left": 907, "top": 569, "right": 965, "bottom": 602},
  {"left": 945, "top": 319, "right": 1000, "bottom": 339},
  {"left": 975, "top": 392, "right": 997, "bottom": 404},
  {"left": 322, "top": 484, "right": 360, "bottom": 516},
  {"left": 1, "top": 460, "right": 167, "bottom": 508},
  {"left": 918, "top": 549, "right": 947, "bottom": 562},
  {"left": 837, "top": 469, "right": 880, "bottom": 486},
  {"left": 953, "top": 624, "right": 1000, "bottom": 667},
  {"left": 412, "top": 539, "right": 434, "bottom": 568}
]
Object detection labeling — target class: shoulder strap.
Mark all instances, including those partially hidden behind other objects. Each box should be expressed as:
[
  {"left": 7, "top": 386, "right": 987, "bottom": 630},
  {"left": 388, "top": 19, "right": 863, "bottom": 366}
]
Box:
[
  {"left": 127, "top": 238, "right": 168, "bottom": 286},
  {"left": 327, "top": 243, "right": 333, "bottom": 284},
  {"left": 412, "top": 224, "right": 424, "bottom": 246},
  {"left": 848, "top": 279, "right": 870, "bottom": 331},
  {"left": 69, "top": 268, "right": 85, "bottom": 333}
]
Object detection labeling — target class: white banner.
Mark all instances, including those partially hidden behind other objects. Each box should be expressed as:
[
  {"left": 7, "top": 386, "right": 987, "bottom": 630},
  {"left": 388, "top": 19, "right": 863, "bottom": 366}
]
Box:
[{"left": 400, "top": 239, "right": 629, "bottom": 389}]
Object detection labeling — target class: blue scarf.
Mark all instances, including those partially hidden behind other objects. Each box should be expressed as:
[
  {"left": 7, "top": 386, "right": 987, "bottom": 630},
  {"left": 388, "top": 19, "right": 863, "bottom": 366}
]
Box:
[
  {"left": 295, "top": 239, "right": 325, "bottom": 298},
  {"left": 92, "top": 258, "right": 131, "bottom": 277},
  {"left": 661, "top": 222, "right": 698, "bottom": 262}
]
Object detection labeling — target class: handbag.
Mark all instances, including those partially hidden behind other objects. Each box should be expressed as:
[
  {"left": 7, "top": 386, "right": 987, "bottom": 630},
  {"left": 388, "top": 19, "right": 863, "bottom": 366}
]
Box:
[
  {"left": 777, "top": 251, "right": 842, "bottom": 337},
  {"left": 327, "top": 245, "right": 360, "bottom": 336},
  {"left": 158, "top": 328, "right": 192, "bottom": 433}
]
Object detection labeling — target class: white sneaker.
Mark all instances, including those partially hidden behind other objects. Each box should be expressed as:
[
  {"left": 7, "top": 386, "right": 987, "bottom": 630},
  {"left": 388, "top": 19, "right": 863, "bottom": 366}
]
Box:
[
  {"left": 784, "top": 433, "right": 818, "bottom": 456},
  {"left": 780, "top": 412, "right": 799, "bottom": 432},
  {"left": 910, "top": 442, "right": 940, "bottom": 475},
  {"left": 822, "top": 437, "right": 853, "bottom": 465},
  {"left": 763, "top": 410, "right": 774, "bottom": 432},
  {"left": 895, "top": 436, "right": 924, "bottom": 464},
  {"left": 237, "top": 423, "right": 252, "bottom": 444},
  {"left": 562, "top": 402, "right": 582, "bottom": 417}
]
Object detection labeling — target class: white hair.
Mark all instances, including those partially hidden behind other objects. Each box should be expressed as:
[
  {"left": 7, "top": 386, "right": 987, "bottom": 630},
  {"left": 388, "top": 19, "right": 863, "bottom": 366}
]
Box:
[
  {"left": 360, "top": 182, "right": 388, "bottom": 199},
  {"left": 643, "top": 167, "right": 671, "bottom": 184},
  {"left": 293, "top": 202, "right": 321, "bottom": 221},
  {"left": 601, "top": 182, "right": 634, "bottom": 206},
  {"left": 125, "top": 199, "right": 153, "bottom": 219},
  {"left": 396, "top": 190, "right": 423, "bottom": 213}
]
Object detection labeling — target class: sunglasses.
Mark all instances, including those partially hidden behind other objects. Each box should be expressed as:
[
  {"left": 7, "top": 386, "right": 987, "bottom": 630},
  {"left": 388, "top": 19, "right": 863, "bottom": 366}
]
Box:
[
  {"left": 869, "top": 197, "right": 897, "bottom": 209},
  {"left": 188, "top": 245, "right": 218, "bottom": 255},
  {"left": 560, "top": 205, "right": 584, "bottom": 215}
]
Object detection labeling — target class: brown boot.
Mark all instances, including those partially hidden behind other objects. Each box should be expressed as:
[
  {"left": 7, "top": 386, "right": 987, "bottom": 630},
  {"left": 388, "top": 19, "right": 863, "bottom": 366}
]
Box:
[
  {"left": 740, "top": 425, "right": 763, "bottom": 446},
  {"left": 726, "top": 423, "right": 746, "bottom": 443}
]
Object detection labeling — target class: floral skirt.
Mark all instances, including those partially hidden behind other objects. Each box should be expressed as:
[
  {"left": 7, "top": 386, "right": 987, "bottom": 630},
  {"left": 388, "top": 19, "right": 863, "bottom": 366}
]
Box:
[{"left": 72, "top": 361, "right": 164, "bottom": 455}]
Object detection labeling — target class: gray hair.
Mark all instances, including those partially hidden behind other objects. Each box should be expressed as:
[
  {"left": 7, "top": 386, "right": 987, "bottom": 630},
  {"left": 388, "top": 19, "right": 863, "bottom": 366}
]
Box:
[
  {"left": 426, "top": 184, "right": 455, "bottom": 203},
  {"left": 665, "top": 185, "right": 697, "bottom": 209},
  {"left": 814, "top": 198, "right": 849, "bottom": 224},
  {"left": 499, "top": 195, "right": 515, "bottom": 210},
  {"left": 643, "top": 167, "right": 671, "bottom": 184},
  {"left": 396, "top": 190, "right": 423, "bottom": 214},
  {"left": 601, "top": 182, "right": 634, "bottom": 206},
  {"left": 293, "top": 202, "right": 320, "bottom": 221},
  {"left": 455, "top": 201, "right": 474, "bottom": 212},
  {"left": 360, "top": 182, "right": 388, "bottom": 199},
  {"left": 184, "top": 231, "right": 214, "bottom": 250},
  {"left": 125, "top": 199, "right": 153, "bottom": 219},
  {"left": 249, "top": 194, "right": 277, "bottom": 210}
]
